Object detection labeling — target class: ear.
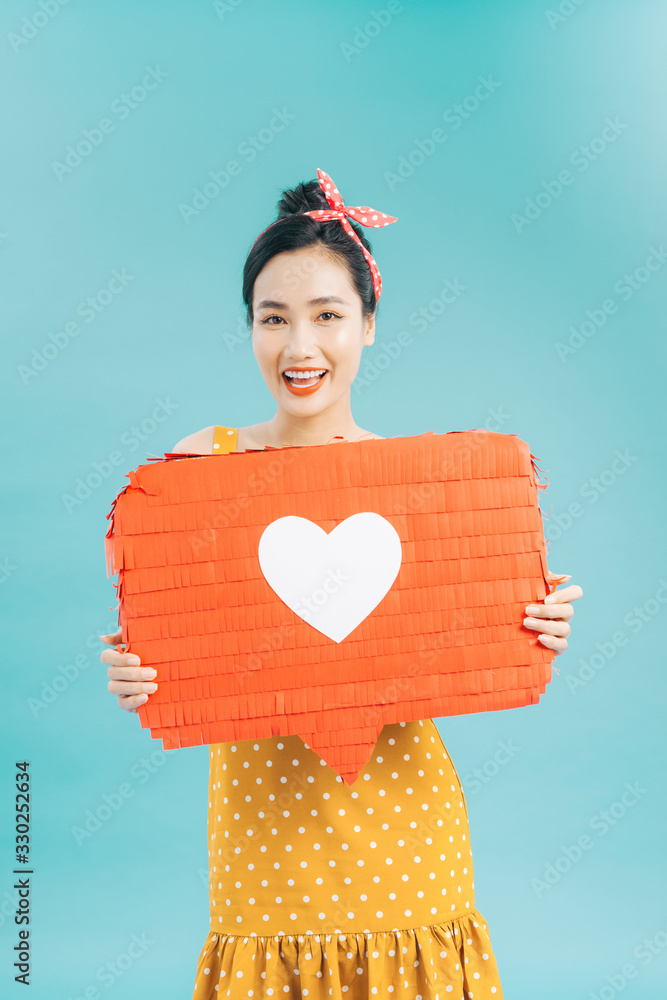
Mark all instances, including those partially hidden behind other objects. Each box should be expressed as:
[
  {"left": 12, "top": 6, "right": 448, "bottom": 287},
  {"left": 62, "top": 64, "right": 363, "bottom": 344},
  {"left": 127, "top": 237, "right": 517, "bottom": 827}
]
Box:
[{"left": 363, "top": 312, "right": 376, "bottom": 347}]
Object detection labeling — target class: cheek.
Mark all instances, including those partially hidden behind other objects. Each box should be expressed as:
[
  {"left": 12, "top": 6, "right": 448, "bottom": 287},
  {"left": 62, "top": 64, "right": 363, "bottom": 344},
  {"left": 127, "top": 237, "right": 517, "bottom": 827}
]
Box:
[
  {"left": 330, "top": 326, "right": 364, "bottom": 361},
  {"left": 252, "top": 330, "right": 274, "bottom": 366},
  {"left": 251, "top": 336, "right": 263, "bottom": 371},
  {"left": 340, "top": 337, "right": 365, "bottom": 371}
]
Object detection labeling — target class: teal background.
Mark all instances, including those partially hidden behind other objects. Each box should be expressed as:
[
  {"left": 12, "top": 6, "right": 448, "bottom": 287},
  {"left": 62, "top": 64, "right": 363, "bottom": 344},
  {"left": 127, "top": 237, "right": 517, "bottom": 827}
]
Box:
[{"left": 2, "top": 0, "right": 666, "bottom": 997}]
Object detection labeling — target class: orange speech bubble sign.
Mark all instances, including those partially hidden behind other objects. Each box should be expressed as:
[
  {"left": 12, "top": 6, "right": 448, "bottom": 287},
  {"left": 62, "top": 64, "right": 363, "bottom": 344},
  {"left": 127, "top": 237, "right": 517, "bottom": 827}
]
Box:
[{"left": 105, "top": 430, "right": 554, "bottom": 785}]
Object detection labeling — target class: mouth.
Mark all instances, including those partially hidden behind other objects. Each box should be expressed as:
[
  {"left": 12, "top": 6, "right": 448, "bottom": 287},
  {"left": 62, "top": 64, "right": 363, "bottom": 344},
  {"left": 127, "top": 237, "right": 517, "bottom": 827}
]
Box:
[{"left": 281, "top": 368, "right": 329, "bottom": 395}]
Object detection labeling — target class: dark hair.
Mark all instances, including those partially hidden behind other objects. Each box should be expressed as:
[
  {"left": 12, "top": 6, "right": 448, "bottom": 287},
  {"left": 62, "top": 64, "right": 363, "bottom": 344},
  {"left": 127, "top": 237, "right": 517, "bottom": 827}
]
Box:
[{"left": 242, "top": 177, "right": 378, "bottom": 327}]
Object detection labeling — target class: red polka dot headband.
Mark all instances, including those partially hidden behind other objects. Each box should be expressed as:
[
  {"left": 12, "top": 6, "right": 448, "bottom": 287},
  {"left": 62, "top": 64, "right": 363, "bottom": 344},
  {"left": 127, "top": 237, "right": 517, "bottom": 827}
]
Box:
[{"left": 252, "top": 167, "right": 398, "bottom": 302}]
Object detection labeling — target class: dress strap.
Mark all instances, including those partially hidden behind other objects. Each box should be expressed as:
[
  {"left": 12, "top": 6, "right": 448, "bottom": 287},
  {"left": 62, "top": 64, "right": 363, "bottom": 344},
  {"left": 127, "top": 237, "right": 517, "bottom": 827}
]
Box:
[{"left": 212, "top": 425, "right": 239, "bottom": 454}]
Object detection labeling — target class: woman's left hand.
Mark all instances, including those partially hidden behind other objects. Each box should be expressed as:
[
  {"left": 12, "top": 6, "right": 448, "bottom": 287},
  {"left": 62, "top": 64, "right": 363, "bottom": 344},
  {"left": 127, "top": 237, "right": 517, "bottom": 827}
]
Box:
[{"left": 523, "top": 571, "right": 584, "bottom": 655}]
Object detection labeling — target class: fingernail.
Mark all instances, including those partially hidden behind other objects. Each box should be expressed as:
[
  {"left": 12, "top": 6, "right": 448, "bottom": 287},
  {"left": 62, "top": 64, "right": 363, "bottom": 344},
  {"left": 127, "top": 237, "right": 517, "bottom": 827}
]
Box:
[
  {"left": 127, "top": 654, "right": 141, "bottom": 665},
  {"left": 143, "top": 668, "right": 157, "bottom": 679},
  {"left": 146, "top": 683, "right": 158, "bottom": 691},
  {"left": 539, "top": 634, "right": 553, "bottom": 644},
  {"left": 544, "top": 594, "right": 557, "bottom": 604},
  {"left": 526, "top": 605, "right": 541, "bottom": 614}
]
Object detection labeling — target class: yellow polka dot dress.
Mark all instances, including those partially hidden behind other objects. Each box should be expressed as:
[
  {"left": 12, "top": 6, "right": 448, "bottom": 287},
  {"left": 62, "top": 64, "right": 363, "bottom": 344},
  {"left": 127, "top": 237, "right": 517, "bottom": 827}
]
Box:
[
  {"left": 191, "top": 719, "right": 504, "bottom": 998},
  {"left": 191, "top": 427, "right": 504, "bottom": 996}
]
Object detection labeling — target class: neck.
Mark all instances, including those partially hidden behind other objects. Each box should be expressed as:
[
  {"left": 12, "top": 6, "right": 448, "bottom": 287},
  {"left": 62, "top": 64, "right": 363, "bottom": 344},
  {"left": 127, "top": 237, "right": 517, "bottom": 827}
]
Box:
[{"left": 265, "top": 397, "right": 365, "bottom": 448}]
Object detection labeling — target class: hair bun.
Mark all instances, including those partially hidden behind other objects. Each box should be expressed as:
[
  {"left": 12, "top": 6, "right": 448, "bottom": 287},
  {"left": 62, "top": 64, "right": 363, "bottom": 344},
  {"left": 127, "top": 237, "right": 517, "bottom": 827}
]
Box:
[{"left": 276, "top": 179, "right": 330, "bottom": 219}]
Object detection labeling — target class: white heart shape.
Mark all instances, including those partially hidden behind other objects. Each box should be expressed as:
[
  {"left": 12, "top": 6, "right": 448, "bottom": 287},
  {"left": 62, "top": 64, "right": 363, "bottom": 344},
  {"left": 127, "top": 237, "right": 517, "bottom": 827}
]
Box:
[{"left": 257, "top": 512, "right": 403, "bottom": 643}]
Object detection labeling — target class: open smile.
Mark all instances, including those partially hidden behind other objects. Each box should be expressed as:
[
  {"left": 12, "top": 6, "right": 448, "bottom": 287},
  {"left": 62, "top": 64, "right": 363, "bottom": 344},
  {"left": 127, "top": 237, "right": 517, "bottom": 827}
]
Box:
[{"left": 281, "top": 368, "right": 329, "bottom": 395}]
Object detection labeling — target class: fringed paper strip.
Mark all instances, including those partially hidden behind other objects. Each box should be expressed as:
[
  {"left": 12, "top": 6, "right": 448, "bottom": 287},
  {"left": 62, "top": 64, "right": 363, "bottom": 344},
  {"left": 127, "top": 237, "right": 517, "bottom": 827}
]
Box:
[{"left": 104, "top": 430, "right": 555, "bottom": 784}]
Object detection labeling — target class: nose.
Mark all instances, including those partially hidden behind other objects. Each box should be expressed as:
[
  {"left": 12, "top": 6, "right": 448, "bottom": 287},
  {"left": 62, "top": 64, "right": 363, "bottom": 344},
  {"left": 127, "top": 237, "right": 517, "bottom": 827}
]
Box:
[{"left": 283, "top": 317, "right": 322, "bottom": 359}]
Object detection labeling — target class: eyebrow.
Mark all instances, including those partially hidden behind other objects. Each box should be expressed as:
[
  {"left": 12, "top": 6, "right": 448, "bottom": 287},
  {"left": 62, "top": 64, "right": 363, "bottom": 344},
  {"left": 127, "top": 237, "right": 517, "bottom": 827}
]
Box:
[{"left": 256, "top": 295, "right": 349, "bottom": 310}]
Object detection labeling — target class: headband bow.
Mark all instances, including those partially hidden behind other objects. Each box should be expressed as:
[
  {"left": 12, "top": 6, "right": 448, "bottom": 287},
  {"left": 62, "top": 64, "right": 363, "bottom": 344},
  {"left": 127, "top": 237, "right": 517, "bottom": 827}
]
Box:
[{"left": 252, "top": 167, "right": 397, "bottom": 302}]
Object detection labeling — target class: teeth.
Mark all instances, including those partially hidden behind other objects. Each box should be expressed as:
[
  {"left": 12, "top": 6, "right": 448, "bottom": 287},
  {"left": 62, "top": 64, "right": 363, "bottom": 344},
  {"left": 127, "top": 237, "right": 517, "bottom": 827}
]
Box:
[{"left": 283, "top": 369, "right": 326, "bottom": 379}]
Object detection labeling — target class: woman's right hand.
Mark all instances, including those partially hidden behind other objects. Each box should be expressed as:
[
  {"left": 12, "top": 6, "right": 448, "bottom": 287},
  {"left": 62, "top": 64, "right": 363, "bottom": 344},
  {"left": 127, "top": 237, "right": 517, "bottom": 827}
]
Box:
[{"left": 100, "top": 629, "right": 158, "bottom": 713}]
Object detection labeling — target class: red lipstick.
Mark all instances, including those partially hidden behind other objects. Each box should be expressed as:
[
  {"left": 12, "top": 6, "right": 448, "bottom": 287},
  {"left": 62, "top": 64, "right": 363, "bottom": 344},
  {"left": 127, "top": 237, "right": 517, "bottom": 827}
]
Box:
[{"left": 281, "top": 367, "right": 329, "bottom": 396}]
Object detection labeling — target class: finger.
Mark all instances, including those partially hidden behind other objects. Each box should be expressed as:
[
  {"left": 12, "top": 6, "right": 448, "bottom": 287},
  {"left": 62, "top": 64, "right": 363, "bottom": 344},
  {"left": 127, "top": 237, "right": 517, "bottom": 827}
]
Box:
[
  {"left": 100, "top": 647, "right": 142, "bottom": 667},
  {"left": 107, "top": 664, "right": 156, "bottom": 682},
  {"left": 118, "top": 692, "right": 149, "bottom": 713},
  {"left": 108, "top": 678, "right": 158, "bottom": 696},
  {"left": 524, "top": 617, "right": 571, "bottom": 639},
  {"left": 544, "top": 584, "right": 583, "bottom": 604},
  {"left": 525, "top": 603, "right": 574, "bottom": 621},
  {"left": 100, "top": 629, "right": 122, "bottom": 645},
  {"left": 538, "top": 633, "right": 568, "bottom": 653}
]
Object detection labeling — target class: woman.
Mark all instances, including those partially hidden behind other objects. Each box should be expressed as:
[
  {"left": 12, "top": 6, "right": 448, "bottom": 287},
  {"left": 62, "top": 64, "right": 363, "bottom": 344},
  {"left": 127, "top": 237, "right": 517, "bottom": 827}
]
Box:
[{"left": 101, "top": 168, "right": 582, "bottom": 998}]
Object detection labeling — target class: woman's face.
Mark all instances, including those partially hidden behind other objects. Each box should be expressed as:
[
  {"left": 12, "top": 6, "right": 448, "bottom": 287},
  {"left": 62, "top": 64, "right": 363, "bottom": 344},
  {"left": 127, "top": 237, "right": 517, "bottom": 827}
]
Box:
[{"left": 251, "top": 247, "right": 375, "bottom": 413}]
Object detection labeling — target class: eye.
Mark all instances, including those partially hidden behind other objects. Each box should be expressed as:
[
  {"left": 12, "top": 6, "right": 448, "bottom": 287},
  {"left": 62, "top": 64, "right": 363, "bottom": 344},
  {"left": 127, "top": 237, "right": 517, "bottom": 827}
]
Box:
[{"left": 259, "top": 311, "right": 342, "bottom": 325}]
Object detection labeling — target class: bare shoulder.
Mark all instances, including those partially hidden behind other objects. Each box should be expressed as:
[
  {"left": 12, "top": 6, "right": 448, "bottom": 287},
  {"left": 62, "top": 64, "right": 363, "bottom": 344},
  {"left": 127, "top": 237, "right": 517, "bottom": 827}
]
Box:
[
  {"left": 237, "top": 422, "right": 269, "bottom": 450},
  {"left": 170, "top": 423, "right": 383, "bottom": 454},
  {"left": 171, "top": 425, "right": 216, "bottom": 455},
  {"left": 171, "top": 423, "right": 264, "bottom": 455}
]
